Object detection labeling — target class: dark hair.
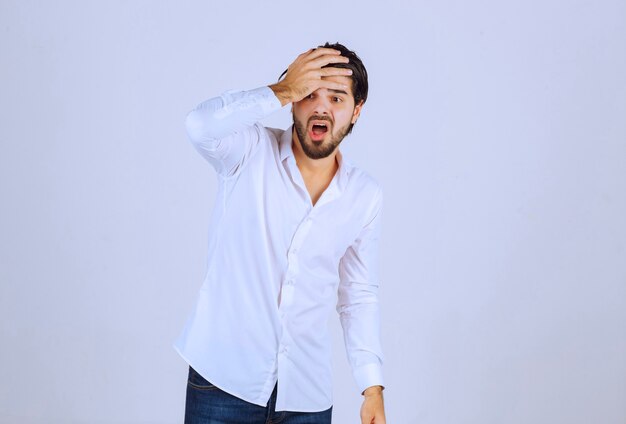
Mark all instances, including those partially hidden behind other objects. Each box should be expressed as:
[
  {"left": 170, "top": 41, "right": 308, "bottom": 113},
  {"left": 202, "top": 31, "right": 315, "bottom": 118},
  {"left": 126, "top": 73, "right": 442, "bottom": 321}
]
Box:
[{"left": 278, "top": 42, "right": 368, "bottom": 134}]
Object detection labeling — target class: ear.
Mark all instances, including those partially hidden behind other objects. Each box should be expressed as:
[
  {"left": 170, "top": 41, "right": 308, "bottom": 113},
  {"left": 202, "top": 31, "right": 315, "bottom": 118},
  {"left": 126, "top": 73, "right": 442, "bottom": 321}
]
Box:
[{"left": 351, "top": 100, "right": 364, "bottom": 124}]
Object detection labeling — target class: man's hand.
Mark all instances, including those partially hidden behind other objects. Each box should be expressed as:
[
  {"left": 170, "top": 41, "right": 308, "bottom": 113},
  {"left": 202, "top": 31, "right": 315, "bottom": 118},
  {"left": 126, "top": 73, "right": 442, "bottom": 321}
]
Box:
[
  {"left": 269, "top": 47, "right": 353, "bottom": 107},
  {"left": 360, "top": 385, "right": 386, "bottom": 424}
]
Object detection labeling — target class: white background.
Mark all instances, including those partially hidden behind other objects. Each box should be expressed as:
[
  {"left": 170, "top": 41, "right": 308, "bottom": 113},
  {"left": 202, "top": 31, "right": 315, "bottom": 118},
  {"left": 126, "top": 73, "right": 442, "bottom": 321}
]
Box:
[{"left": 1, "top": 1, "right": 625, "bottom": 423}]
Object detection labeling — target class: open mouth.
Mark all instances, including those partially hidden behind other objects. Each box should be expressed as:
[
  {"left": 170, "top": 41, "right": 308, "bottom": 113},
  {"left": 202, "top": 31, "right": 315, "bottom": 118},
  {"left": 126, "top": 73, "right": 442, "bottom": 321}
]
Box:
[{"left": 308, "top": 121, "right": 330, "bottom": 141}]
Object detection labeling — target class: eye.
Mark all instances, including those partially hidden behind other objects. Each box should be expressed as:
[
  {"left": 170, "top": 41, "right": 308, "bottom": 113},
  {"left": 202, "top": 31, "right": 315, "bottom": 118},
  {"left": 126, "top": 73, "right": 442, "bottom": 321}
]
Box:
[
  {"left": 332, "top": 96, "right": 343, "bottom": 103},
  {"left": 306, "top": 93, "right": 315, "bottom": 99}
]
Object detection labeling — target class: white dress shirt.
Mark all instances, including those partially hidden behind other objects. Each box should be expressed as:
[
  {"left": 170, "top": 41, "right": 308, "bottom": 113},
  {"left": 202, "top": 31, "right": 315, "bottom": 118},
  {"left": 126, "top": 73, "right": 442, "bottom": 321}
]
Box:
[{"left": 173, "top": 85, "right": 385, "bottom": 412}]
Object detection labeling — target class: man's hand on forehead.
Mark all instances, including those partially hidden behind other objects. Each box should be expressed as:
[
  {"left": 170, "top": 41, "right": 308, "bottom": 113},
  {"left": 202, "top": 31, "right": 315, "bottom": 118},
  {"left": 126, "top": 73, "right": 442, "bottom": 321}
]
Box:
[{"left": 269, "top": 47, "right": 353, "bottom": 107}]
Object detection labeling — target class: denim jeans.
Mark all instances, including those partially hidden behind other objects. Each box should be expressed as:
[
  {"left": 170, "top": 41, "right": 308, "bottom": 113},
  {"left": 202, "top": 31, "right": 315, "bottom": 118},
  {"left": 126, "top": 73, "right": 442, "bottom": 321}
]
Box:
[{"left": 184, "top": 366, "right": 333, "bottom": 424}]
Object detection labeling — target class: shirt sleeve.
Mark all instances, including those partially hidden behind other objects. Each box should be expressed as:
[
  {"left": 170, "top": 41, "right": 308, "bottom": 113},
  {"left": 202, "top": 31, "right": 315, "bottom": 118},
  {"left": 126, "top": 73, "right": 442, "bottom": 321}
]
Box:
[
  {"left": 336, "top": 186, "right": 385, "bottom": 395},
  {"left": 184, "top": 85, "right": 283, "bottom": 177}
]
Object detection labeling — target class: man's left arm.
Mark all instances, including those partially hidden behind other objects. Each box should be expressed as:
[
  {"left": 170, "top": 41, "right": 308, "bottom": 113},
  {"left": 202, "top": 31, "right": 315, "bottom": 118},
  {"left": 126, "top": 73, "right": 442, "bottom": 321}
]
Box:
[{"left": 337, "top": 186, "right": 386, "bottom": 424}]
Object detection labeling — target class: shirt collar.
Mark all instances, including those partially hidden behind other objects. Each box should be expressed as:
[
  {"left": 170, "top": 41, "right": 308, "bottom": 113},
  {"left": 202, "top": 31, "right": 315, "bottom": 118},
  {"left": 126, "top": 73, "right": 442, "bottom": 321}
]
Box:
[{"left": 279, "top": 125, "right": 351, "bottom": 191}]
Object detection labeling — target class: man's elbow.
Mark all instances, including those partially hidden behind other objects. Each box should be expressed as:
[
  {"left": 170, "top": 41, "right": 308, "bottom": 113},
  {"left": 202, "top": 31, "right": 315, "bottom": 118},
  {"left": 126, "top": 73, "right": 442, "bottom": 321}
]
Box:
[
  {"left": 185, "top": 110, "right": 213, "bottom": 140},
  {"left": 336, "top": 297, "right": 379, "bottom": 317},
  {"left": 184, "top": 110, "right": 225, "bottom": 152}
]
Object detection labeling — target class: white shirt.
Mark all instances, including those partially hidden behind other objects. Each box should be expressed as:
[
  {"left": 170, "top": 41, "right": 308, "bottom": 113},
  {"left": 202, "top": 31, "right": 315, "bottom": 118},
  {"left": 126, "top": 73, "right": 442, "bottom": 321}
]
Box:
[{"left": 173, "top": 85, "right": 385, "bottom": 412}]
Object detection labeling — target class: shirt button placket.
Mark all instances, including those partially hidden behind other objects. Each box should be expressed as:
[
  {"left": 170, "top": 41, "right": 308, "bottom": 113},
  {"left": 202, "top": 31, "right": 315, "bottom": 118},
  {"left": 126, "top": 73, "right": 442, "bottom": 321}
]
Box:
[{"left": 277, "top": 215, "right": 314, "bottom": 359}]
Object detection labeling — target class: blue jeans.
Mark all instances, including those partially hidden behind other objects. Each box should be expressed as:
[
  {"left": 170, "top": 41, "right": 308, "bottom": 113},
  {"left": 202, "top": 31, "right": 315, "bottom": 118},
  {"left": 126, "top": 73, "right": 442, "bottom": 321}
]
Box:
[{"left": 184, "top": 366, "right": 333, "bottom": 423}]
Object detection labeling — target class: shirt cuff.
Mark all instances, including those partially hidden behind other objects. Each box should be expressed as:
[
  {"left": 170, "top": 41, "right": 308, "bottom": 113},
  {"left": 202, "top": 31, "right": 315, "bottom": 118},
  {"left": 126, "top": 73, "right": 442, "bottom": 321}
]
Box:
[
  {"left": 255, "top": 85, "right": 283, "bottom": 113},
  {"left": 231, "top": 85, "right": 282, "bottom": 115},
  {"left": 218, "top": 86, "right": 283, "bottom": 117},
  {"left": 354, "top": 362, "right": 385, "bottom": 395}
]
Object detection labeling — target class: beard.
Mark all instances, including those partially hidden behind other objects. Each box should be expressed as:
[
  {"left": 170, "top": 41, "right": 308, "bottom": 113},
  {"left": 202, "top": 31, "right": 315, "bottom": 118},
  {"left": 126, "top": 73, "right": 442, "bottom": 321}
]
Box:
[{"left": 292, "top": 112, "right": 351, "bottom": 160}]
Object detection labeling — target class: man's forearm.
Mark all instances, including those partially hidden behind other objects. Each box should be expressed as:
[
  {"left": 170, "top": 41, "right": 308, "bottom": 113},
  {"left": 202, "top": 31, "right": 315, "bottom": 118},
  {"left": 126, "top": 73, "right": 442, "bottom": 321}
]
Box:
[{"left": 268, "top": 83, "right": 293, "bottom": 107}]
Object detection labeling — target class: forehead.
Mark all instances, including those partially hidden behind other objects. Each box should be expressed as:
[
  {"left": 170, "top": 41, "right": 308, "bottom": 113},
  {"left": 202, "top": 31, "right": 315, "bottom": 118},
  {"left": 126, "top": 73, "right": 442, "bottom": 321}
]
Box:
[{"left": 319, "top": 75, "right": 354, "bottom": 97}]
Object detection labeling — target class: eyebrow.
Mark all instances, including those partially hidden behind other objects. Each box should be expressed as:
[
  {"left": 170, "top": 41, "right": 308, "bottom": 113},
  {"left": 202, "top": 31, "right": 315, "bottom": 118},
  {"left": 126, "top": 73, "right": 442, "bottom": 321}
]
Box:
[{"left": 328, "top": 89, "right": 349, "bottom": 96}]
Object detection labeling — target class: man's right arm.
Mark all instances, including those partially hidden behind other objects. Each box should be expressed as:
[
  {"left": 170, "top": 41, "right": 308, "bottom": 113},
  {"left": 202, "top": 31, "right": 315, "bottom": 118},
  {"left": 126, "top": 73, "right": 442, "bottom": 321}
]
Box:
[{"left": 184, "top": 86, "right": 282, "bottom": 178}]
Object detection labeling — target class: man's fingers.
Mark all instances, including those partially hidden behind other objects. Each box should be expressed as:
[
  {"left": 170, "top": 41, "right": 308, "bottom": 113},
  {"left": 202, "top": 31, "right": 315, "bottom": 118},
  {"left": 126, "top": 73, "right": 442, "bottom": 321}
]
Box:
[
  {"left": 317, "top": 79, "right": 350, "bottom": 91},
  {"left": 296, "top": 48, "right": 315, "bottom": 59},
  {"left": 306, "top": 47, "right": 342, "bottom": 59},
  {"left": 309, "top": 54, "right": 349, "bottom": 69},
  {"left": 279, "top": 47, "right": 351, "bottom": 103},
  {"left": 319, "top": 67, "right": 353, "bottom": 77}
]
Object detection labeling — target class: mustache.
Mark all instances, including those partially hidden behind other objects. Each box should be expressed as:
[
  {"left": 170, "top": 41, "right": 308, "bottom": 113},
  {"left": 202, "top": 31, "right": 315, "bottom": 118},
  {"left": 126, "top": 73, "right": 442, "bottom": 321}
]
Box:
[{"left": 308, "top": 116, "right": 333, "bottom": 126}]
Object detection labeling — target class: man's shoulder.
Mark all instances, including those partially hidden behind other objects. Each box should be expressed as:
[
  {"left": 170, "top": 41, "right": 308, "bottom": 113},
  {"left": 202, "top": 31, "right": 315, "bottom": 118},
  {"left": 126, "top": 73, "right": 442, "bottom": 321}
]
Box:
[
  {"left": 345, "top": 160, "right": 383, "bottom": 198},
  {"left": 342, "top": 161, "right": 383, "bottom": 227}
]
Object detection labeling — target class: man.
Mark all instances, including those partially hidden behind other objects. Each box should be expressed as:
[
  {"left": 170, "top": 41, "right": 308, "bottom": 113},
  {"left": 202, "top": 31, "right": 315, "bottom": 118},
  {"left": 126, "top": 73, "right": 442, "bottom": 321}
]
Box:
[{"left": 174, "top": 42, "right": 386, "bottom": 424}]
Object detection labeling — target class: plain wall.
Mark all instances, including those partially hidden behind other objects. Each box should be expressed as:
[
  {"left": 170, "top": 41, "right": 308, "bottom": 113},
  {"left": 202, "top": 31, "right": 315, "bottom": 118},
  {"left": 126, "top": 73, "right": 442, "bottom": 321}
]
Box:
[{"left": 1, "top": 1, "right": 625, "bottom": 423}]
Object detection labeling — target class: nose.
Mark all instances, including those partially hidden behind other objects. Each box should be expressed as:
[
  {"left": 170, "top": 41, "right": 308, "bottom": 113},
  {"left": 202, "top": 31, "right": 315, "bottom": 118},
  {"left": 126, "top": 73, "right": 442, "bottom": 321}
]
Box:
[{"left": 311, "top": 92, "right": 331, "bottom": 116}]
